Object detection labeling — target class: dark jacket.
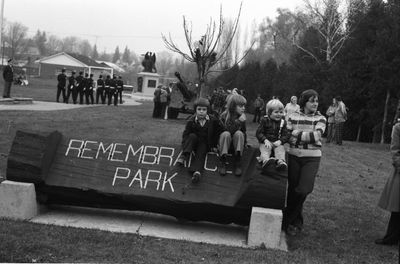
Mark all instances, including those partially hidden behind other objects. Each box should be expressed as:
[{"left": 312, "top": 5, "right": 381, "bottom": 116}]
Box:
[
  {"left": 68, "top": 76, "right": 76, "bottom": 89},
  {"left": 76, "top": 75, "right": 84, "bottom": 89},
  {"left": 182, "top": 115, "right": 223, "bottom": 150},
  {"left": 3, "top": 65, "right": 14, "bottom": 82},
  {"left": 256, "top": 116, "right": 290, "bottom": 143},
  {"left": 57, "top": 73, "right": 67, "bottom": 88},
  {"left": 117, "top": 79, "right": 124, "bottom": 90},
  {"left": 97, "top": 78, "right": 105, "bottom": 89},
  {"left": 86, "top": 77, "right": 94, "bottom": 90}
]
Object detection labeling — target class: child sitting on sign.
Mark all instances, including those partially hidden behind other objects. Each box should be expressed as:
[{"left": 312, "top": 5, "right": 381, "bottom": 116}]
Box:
[
  {"left": 256, "top": 99, "right": 289, "bottom": 170},
  {"left": 218, "top": 94, "right": 247, "bottom": 177},
  {"left": 177, "top": 98, "right": 223, "bottom": 183}
]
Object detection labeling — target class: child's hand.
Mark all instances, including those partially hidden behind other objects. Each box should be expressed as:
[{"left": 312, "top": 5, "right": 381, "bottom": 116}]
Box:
[
  {"left": 211, "top": 147, "right": 218, "bottom": 153},
  {"left": 273, "top": 140, "right": 282, "bottom": 147},
  {"left": 264, "top": 139, "right": 272, "bottom": 149},
  {"left": 238, "top": 113, "right": 246, "bottom": 122},
  {"left": 292, "top": 130, "right": 300, "bottom": 137}
]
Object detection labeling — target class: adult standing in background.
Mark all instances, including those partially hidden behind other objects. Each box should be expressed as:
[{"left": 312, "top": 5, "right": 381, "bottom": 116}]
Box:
[
  {"left": 252, "top": 94, "right": 265, "bottom": 123},
  {"left": 284, "top": 96, "right": 300, "bottom": 121},
  {"left": 96, "top": 75, "right": 105, "bottom": 104},
  {"left": 117, "top": 76, "right": 124, "bottom": 105},
  {"left": 326, "top": 98, "right": 337, "bottom": 143},
  {"left": 2, "top": 58, "right": 14, "bottom": 98},
  {"left": 375, "top": 108, "right": 400, "bottom": 246},
  {"left": 65, "top": 71, "right": 76, "bottom": 104},
  {"left": 152, "top": 85, "right": 162, "bottom": 118},
  {"left": 56, "top": 68, "right": 67, "bottom": 103},
  {"left": 75, "top": 71, "right": 84, "bottom": 105},
  {"left": 334, "top": 96, "right": 347, "bottom": 145}
]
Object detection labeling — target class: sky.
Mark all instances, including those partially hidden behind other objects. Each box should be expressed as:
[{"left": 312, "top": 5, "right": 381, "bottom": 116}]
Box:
[{"left": 3, "top": 0, "right": 305, "bottom": 55}]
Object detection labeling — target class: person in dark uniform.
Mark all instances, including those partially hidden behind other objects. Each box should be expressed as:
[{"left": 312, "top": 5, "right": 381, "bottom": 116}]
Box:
[
  {"left": 117, "top": 75, "right": 124, "bottom": 104},
  {"left": 75, "top": 71, "right": 84, "bottom": 104},
  {"left": 108, "top": 75, "right": 118, "bottom": 106},
  {"left": 85, "top": 73, "right": 94, "bottom": 104},
  {"left": 66, "top": 71, "right": 77, "bottom": 104},
  {"left": 96, "top": 75, "right": 105, "bottom": 104},
  {"left": 56, "top": 68, "right": 67, "bottom": 103},
  {"left": 104, "top": 75, "right": 111, "bottom": 104},
  {"left": 2, "top": 58, "right": 14, "bottom": 98}
]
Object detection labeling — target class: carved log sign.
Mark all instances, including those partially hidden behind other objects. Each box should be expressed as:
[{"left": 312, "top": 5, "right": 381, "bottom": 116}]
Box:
[{"left": 7, "top": 131, "right": 287, "bottom": 225}]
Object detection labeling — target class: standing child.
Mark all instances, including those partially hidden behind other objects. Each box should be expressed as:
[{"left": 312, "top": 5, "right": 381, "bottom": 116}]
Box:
[
  {"left": 177, "top": 98, "right": 223, "bottom": 183},
  {"left": 256, "top": 99, "right": 289, "bottom": 170},
  {"left": 218, "top": 94, "right": 247, "bottom": 176},
  {"left": 283, "top": 89, "right": 326, "bottom": 236}
]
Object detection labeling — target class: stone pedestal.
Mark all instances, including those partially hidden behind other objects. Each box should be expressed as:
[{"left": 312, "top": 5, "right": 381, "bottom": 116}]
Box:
[
  {"left": 247, "top": 207, "right": 284, "bottom": 249},
  {"left": 136, "top": 72, "right": 161, "bottom": 96},
  {"left": 0, "top": 180, "right": 39, "bottom": 220}
]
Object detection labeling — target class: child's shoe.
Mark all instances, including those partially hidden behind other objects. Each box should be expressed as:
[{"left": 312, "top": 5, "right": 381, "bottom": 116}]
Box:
[
  {"left": 191, "top": 171, "right": 201, "bottom": 183},
  {"left": 219, "top": 155, "right": 227, "bottom": 176},
  {"left": 234, "top": 153, "right": 242, "bottom": 177},
  {"left": 176, "top": 153, "right": 188, "bottom": 166},
  {"left": 276, "top": 159, "right": 287, "bottom": 170},
  {"left": 262, "top": 157, "right": 276, "bottom": 168}
]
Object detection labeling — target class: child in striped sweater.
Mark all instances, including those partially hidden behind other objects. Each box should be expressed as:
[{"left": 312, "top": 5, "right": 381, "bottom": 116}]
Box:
[{"left": 283, "top": 89, "right": 326, "bottom": 236}]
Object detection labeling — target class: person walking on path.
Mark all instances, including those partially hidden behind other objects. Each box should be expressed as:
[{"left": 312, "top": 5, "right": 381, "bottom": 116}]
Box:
[
  {"left": 334, "top": 96, "right": 347, "bottom": 145},
  {"left": 252, "top": 94, "right": 265, "bottom": 123},
  {"left": 375, "top": 108, "right": 400, "bottom": 246},
  {"left": 283, "top": 89, "right": 326, "bottom": 236},
  {"left": 56, "top": 68, "right": 67, "bottom": 103},
  {"left": 325, "top": 98, "right": 337, "bottom": 143},
  {"left": 2, "top": 59, "right": 14, "bottom": 98},
  {"left": 284, "top": 96, "right": 300, "bottom": 121}
]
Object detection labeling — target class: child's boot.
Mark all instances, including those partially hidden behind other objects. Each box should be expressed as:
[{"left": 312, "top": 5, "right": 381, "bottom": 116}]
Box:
[
  {"left": 234, "top": 152, "right": 242, "bottom": 176},
  {"left": 219, "top": 155, "right": 227, "bottom": 176},
  {"left": 276, "top": 159, "right": 287, "bottom": 171}
]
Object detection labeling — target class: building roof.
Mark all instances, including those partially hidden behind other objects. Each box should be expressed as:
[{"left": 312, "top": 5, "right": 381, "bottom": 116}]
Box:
[
  {"left": 39, "top": 52, "right": 110, "bottom": 69},
  {"left": 97, "top": 61, "right": 126, "bottom": 73},
  {"left": 67, "top": 53, "right": 105, "bottom": 68}
]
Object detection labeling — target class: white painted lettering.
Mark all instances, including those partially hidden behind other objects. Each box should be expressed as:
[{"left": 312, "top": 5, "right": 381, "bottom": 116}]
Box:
[
  {"left": 80, "top": 140, "right": 97, "bottom": 159},
  {"left": 141, "top": 146, "right": 159, "bottom": 165},
  {"left": 125, "top": 144, "right": 144, "bottom": 163},
  {"left": 129, "top": 169, "right": 143, "bottom": 188},
  {"left": 157, "top": 147, "right": 175, "bottom": 166},
  {"left": 110, "top": 143, "right": 126, "bottom": 162},
  {"left": 161, "top": 172, "right": 176, "bottom": 192},
  {"left": 204, "top": 152, "right": 218, "bottom": 171},
  {"left": 112, "top": 167, "right": 131, "bottom": 186},
  {"left": 96, "top": 142, "right": 114, "bottom": 160},
  {"left": 144, "top": 170, "right": 162, "bottom": 190},
  {"left": 65, "top": 139, "right": 84, "bottom": 157}
]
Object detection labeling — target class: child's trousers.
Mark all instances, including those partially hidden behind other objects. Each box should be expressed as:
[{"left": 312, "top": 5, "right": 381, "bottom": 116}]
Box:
[
  {"left": 219, "top": 131, "right": 245, "bottom": 156},
  {"left": 259, "top": 144, "right": 285, "bottom": 162}
]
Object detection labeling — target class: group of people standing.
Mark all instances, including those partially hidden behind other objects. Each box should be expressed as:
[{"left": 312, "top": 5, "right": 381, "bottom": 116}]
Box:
[
  {"left": 57, "top": 69, "right": 124, "bottom": 106},
  {"left": 326, "top": 96, "right": 347, "bottom": 145},
  {"left": 176, "top": 89, "right": 328, "bottom": 238}
]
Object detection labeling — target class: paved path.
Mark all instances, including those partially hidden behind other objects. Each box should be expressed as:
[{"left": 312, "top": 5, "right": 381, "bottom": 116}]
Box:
[
  {"left": 0, "top": 96, "right": 141, "bottom": 111},
  {"left": 31, "top": 205, "right": 287, "bottom": 250}
]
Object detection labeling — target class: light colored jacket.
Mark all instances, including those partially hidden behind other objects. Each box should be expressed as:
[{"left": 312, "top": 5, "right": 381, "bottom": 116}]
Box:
[
  {"left": 378, "top": 123, "right": 400, "bottom": 212},
  {"left": 334, "top": 101, "right": 347, "bottom": 123}
]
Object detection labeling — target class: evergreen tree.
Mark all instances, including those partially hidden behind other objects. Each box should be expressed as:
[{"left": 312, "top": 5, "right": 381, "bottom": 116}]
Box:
[
  {"left": 92, "top": 44, "right": 99, "bottom": 60},
  {"left": 34, "top": 30, "right": 47, "bottom": 56},
  {"left": 122, "top": 46, "right": 132, "bottom": 64},
  {"left": 112, "top": 46, "right": 120, "bottom": 63}
]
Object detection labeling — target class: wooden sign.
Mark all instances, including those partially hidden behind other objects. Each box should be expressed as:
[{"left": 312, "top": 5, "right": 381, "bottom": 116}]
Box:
[{"left": 7, "top": 130, "right": 287, "bottom": 225}]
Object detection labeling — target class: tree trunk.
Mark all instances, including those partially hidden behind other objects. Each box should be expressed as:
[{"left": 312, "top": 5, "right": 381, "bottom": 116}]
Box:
[
  {"left": 380, "top": 88, "right": 391, "bottom": 144},
  {"left": 356, "top": 124, "right": 362, "bottom": 142},
  {"left": 6, "top": 130, "right": 288, "bottom": 226}
]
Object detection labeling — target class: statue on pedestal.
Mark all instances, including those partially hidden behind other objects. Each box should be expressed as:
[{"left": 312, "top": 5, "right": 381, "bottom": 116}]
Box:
[{"left": 142, "top": 52, "right": 157, "bottom": 73}]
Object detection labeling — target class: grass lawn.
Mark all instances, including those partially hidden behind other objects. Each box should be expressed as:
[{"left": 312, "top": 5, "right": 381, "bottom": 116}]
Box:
[{"left": 0, "top": 78, "right": 399, "bottom": 263}]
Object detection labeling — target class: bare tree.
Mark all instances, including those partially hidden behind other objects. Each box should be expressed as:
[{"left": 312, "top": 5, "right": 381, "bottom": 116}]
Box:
[
  {"left": 61, "top": 36, "right": 79, "bottom": 53},
  {"left": 162, "top": 3, "right": 253, "bottom": 97},
  {"left": 5, "top": 21, "right": 28, "bottom": 59},
  {"left": 291, "top": 0, "right": 358, "bottom": 65},
  {"left": 46, "top": 35, "right": 62, "bottom": 54}
]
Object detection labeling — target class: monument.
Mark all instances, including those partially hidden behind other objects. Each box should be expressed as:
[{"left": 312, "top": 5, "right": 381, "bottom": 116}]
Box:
[{"left": 135, "top": 52, "right": 161, "bottom": 96}]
